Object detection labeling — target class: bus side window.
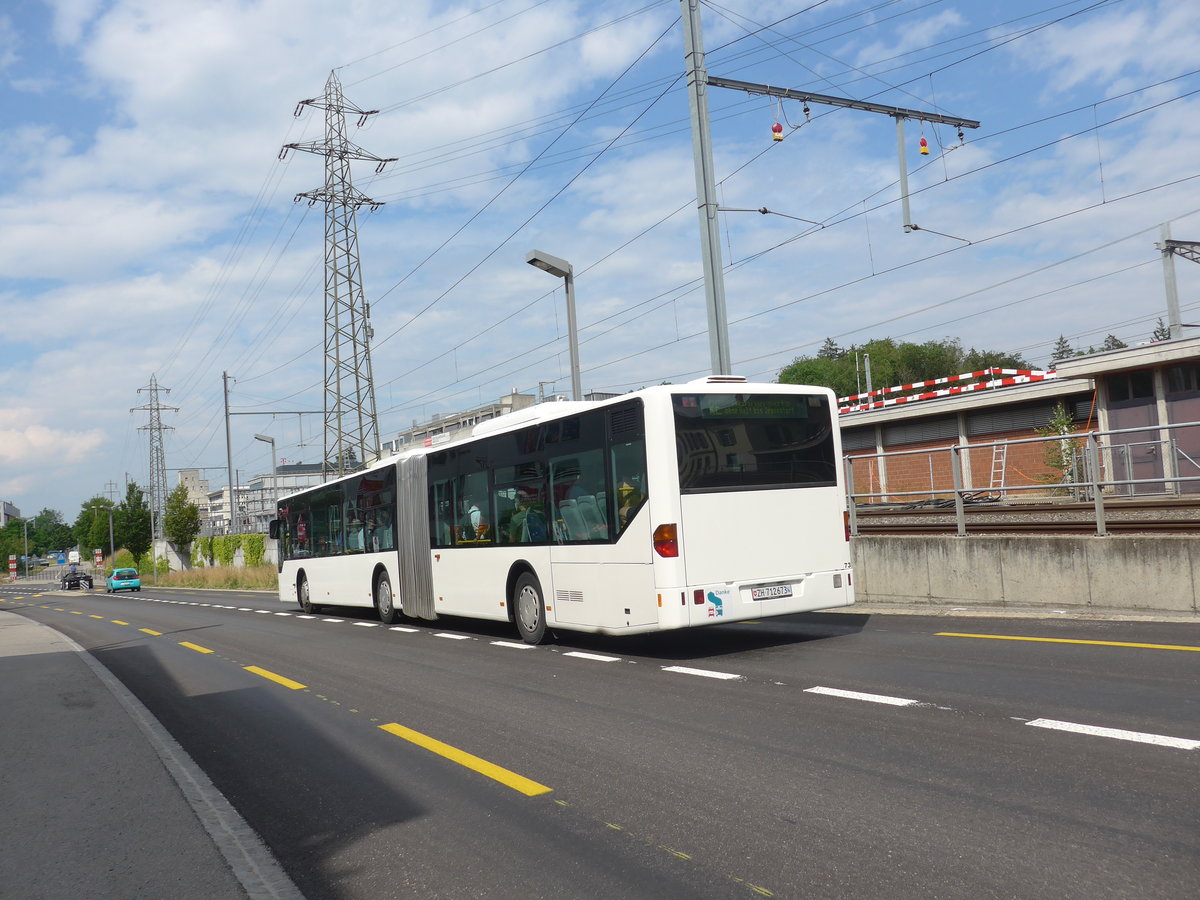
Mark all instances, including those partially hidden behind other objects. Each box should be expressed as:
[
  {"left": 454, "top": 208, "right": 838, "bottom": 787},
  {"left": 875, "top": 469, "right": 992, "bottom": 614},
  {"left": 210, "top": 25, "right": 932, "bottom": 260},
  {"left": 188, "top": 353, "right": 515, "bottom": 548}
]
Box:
[
  {"left": 551, "top": 449, "right": 608, "bottom": 542},
  {"left": 610, "top": 438, "right": 647, "bottom": 535},
  {"left": 429, "top": 479, "right": 455, "bottom": 548},
  {"left": 457, "top": 471, "right": 490, "bottom": 543}
]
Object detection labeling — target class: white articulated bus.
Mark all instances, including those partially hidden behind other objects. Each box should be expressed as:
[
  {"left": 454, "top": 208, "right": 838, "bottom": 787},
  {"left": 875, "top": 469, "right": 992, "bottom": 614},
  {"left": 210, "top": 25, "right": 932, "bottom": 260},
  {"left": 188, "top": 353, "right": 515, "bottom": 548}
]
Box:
[{"left": 270, "top": 377, "right": 853, "bottom": 644}]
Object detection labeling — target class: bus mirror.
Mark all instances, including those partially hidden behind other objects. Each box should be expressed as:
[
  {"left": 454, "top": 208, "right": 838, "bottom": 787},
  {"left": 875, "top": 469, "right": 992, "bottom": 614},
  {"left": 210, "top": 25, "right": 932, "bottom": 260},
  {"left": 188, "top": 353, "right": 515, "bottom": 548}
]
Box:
[{"left": 268, "top": 519, "right": 280, "bottom": 540}]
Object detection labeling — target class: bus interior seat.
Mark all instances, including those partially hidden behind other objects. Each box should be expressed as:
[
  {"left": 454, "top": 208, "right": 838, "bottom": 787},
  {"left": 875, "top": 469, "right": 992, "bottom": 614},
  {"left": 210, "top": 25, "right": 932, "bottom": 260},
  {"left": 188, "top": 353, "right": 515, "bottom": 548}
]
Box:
[
  {"left": 575, "top": 495, "right": 607, "bottom": 538},
  {"left": 558, "top": 499, "right": 588, "bottom": 541}
]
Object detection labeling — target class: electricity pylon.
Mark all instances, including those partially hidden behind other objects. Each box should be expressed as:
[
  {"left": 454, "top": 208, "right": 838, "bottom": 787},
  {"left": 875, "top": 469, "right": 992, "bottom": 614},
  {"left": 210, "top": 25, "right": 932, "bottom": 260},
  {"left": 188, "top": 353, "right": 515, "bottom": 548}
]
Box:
[
  {"left": 281, "top": 70, "right": 396, "bottom": 477},
  {"left": 132, "top": 375, "right": 177, "bottom": 539}
]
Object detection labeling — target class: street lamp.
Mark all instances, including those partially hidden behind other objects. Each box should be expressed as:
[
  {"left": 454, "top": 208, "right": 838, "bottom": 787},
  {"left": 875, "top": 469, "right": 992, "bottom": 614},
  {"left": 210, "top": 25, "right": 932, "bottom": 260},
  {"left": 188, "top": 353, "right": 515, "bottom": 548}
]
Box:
[
  {"left": 21, "top": 519, "right": 29, "bottom": 579},
  {"left": 254, "top": 434, "right": 277, "bottom": 485},
  {"left": 254, "top": 434, "right": 277, "bottom": 533},
  {"left": 525, "top": 249, "right": 582, "bottom": 401}
]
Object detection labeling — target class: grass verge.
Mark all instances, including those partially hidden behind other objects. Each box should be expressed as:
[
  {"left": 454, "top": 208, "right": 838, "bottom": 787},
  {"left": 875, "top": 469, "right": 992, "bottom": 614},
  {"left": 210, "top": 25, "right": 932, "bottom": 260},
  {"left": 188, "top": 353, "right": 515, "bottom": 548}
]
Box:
[{"left": 154, "top": 566, "right": 279, "bottom": 591}]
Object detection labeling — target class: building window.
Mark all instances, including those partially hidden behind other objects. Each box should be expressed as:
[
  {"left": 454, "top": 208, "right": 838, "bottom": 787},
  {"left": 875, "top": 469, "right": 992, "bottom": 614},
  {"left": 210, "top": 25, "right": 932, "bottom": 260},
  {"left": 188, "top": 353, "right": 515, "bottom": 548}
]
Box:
[
  {"left": 1166, "top": 363, "right": 1200, "bottom": 395},
  {"left": 1107, "top": 369, "right": 1154, "bottom": 403}
]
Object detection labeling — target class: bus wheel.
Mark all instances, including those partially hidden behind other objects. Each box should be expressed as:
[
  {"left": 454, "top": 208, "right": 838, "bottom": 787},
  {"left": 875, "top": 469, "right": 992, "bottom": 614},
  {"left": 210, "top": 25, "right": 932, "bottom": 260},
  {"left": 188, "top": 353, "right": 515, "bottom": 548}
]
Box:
[
  {"left": 375, "top": 572, "right": 399, "bottom": 625},
  {"left": 298, "top": 574, "right": 315, "bottom": 614},
  {"left": 513, "top": 572, "right": 547, "bottom": 645}
]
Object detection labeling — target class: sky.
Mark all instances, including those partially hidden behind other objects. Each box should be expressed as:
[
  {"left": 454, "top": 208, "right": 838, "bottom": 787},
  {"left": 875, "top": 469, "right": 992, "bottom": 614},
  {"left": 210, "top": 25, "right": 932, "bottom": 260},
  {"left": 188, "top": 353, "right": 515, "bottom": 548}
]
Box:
[{"left": 1, "top": 0, "right": 1198, "bottom": 522}]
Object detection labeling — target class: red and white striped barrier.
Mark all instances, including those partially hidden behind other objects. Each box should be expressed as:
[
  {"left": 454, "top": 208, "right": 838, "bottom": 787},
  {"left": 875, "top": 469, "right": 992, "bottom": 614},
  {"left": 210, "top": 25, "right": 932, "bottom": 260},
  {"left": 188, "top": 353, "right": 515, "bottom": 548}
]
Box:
[{"left": 838, "top": 369, "right": 1056, "bottom": 414}]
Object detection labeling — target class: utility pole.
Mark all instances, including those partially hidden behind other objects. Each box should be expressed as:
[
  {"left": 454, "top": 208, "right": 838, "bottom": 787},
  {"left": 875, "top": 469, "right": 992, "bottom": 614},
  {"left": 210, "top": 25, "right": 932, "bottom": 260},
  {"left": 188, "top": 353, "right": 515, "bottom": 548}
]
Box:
[
  {"left": 679, "top": 0, "right": 979, "bottom": 374},
  {"left": 680, "top": 0, "right": 731, "bottom": 376},
  {"left": 132, "top": 375, "right": 177, "bottom": 540},
  {"left": 1156, "top": 223, "right": 1200, "bottom": 340},
  {"left": 281, "top": 70, "right": 396, "bottom": 478},
  {"left": 104, "top": 480, "right": 118, "bottom": 563},
  {"left": 224, "top": 371, "right": 236, "bottom": 533}
]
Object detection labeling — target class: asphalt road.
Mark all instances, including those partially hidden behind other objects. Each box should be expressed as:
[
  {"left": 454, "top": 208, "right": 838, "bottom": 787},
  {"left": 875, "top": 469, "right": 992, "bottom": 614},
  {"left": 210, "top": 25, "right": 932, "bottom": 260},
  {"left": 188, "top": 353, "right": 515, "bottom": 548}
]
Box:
[{"left": 2, "top": 583, "right": 1197, "bottom": 899}]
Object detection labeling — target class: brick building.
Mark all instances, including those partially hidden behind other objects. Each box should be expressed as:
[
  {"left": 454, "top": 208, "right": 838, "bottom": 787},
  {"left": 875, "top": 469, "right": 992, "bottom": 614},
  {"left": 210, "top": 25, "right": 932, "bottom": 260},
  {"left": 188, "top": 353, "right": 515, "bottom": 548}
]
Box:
[{"left": 839, "top": 335, "right": 1200, "bottom": 502}]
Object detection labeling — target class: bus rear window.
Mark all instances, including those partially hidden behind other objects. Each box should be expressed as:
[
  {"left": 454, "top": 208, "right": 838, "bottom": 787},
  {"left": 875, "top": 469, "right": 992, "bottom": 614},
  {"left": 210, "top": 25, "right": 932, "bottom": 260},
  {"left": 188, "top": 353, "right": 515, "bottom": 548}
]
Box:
[{"left": 673, "top": 393, "right": 837, "bottom": 492}]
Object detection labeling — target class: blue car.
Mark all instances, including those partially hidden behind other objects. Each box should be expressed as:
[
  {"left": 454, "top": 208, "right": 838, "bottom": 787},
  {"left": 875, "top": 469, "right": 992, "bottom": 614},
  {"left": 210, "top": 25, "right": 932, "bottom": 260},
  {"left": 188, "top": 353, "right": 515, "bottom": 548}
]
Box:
[{"left": 106, "top": 568, "right": 141, "bottom": 593}]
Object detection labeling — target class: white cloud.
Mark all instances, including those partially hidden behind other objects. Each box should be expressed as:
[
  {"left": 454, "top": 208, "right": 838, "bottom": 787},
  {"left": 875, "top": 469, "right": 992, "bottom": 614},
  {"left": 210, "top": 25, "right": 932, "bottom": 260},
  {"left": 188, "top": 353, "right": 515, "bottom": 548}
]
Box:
[
  {"left": 1014, "top": 1, "right": 1200, "bottom": 92},
  {"left": 0, "top": 409, "right": 106, "bottom": 466}
]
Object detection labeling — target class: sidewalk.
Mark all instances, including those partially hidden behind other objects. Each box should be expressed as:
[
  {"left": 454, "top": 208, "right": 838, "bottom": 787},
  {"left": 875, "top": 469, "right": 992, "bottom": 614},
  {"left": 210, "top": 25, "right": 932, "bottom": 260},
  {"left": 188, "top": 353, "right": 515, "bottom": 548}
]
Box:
[{"left": 0, "top": 609, "right": 301, "bottom": 900}]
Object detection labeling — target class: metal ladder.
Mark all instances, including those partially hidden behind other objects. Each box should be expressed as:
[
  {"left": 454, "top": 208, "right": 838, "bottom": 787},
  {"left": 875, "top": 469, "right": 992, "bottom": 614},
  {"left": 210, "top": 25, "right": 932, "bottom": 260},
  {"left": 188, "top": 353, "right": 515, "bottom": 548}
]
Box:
[{"left": 989, "top": 443, "right": 1008, "bottom": 493}]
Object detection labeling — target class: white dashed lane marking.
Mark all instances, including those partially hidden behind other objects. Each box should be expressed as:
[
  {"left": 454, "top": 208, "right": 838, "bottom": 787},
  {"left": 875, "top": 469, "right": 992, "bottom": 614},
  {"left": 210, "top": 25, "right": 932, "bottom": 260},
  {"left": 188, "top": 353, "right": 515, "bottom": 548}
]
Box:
[
  {"left": 662, "top": 665, "right": 742, "bottom": 681},
  {"left": 804, "top": 686, "right": 920, "bottom": 706},
  {"left": 1026, "top": 718, "right": 1200, "bottom": 750}
]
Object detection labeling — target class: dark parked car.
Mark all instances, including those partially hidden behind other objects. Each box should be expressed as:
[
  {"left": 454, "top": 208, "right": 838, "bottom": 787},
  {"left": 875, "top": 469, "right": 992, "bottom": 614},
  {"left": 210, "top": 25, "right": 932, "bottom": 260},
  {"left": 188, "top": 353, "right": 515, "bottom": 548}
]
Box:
[{"left": 60, "top": 570, "right": 94, "bottom": 590}]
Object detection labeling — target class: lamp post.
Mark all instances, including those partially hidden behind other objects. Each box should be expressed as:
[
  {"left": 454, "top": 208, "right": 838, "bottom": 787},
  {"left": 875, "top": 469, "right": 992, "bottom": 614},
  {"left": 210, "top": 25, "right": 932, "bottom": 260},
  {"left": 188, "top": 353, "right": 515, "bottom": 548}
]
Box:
[
  {"left": 21, "top": 519, "right": 29, "bottom": 578},
  {"left": 525, "top": 249, "right": 582, "bottom": 401},
  {"left": 254, "top": 434, "right": 277, "bottom": 533}
]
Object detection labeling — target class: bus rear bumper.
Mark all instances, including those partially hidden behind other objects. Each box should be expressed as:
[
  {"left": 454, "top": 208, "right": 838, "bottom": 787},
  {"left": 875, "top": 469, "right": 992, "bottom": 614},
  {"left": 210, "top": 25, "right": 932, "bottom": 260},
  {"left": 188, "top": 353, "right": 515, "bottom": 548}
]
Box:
[{"left": 657, "top": 568, "right": 854, "bottom": 627}]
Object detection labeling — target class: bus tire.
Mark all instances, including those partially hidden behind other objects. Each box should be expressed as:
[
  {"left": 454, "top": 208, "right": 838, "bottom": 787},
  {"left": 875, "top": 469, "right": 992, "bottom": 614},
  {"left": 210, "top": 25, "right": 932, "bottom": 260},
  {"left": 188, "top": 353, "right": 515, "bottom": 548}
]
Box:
[
  {"left": 375, "top": 571, "right": 399, "bottom": 624},
  {"left": 513, "top": 572, "right": 547, "bottom": 645},
  {"left": 298, "top": 573, "right": 315, "bottom": 614}
]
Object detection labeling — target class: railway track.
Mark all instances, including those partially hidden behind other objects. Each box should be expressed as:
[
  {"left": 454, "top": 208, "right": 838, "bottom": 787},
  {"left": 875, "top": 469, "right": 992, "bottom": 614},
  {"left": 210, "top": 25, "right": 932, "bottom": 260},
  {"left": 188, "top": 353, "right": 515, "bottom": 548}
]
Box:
[{"left": 852, "top": 497, "right": 1200, "bottom": 535}]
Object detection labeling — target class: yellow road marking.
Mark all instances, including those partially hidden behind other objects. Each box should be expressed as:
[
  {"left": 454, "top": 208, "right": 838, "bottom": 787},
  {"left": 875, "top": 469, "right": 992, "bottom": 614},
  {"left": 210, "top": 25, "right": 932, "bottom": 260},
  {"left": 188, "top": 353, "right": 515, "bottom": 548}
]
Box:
[
  {"left": 140, "top": 629, "right": 162, "bottom": 636},
  {"left": 936, "top": 632, "right": 1200, "bottom": 652},
  {"left": 180, "top": 641, "right": 213, "bottom": 654},
  {"left": 89, "top": 615, "right": 104, "bottom": 619},
  {"left": 379, "top": 722, "right": 552, "bottom": 797},
  {"left": 70, "top": 610, "right": 83, "bottom": 615},
  {"left": 111, "top": 620, "right": 129, "bottom": 625},
  {"left": 244, "top": 666, "right": 306, "bottom": 690}
]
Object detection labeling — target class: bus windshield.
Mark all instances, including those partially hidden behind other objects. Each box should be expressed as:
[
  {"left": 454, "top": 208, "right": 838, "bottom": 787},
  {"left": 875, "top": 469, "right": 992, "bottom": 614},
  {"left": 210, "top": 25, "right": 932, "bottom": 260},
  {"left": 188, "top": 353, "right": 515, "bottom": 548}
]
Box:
[{"left": 673, "top": 392, "right": 836, "bottom": 492}]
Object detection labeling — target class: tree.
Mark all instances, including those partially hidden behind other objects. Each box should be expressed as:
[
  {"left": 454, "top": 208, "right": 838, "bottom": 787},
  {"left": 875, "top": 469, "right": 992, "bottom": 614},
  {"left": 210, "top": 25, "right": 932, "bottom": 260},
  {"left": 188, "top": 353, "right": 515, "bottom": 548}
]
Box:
[
  {"left": 817, "top": 337, "right": 843, "bottom": 360},
  {"left": 1152, "top": 318, "right": 1171, "bottom": 342},
  {"left": 778, "top": 336, "right": 1029, "bottom": 398},
  {"left": 0, "top": 520, "right": 23, "bottom": 567},
  {"left": 1034, "top": 400, "right": 1081, "bottom": 493},
  {"left": 1050, "top": 335, "right": 1073, "bottom": 365},
  {"left": 1100, "top": 334, "right": 1127, "bottom": 351},
  {"left": 162, "top": 483, "right": 201, "bottom": 550},
  {"left": 30, "top": 508, "right": 73, "bottom": 555},
  {"left": 74, "top": 497, "right": 115, "bottom": 556},
  {"left": 116, "top": 482, "right": 152, "bottom": 564}
]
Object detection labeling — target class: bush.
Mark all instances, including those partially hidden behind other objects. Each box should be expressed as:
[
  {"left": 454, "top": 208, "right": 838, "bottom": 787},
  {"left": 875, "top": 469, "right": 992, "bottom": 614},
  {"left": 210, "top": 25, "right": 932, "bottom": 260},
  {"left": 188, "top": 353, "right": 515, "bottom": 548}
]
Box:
[
  {"left": 213, "top": 535, "right": 243, "bottom": 567},
  {"left": 109, "top": 548, "right": 137, "bottom": 575},
  {"left": 243, "top": 533, "right": 266, "bottom": 568},
  {"left": 191, "top": 538, "right": 209, "bottom": 568}
]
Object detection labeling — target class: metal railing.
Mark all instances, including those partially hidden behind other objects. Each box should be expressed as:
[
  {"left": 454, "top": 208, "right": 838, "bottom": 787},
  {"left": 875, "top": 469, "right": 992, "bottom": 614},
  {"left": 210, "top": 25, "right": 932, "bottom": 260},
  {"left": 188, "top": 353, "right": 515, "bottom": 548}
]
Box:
[{"left": 845, "top": 419, "right": 1200, "bottom": 537}]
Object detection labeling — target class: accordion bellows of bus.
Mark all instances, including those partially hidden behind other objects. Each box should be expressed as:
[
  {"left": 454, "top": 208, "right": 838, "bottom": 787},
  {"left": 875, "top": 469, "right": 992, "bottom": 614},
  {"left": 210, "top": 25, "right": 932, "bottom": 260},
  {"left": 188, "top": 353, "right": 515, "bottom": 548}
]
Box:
[{"left": 270, "top": 377, "right": 853, "bottom": 644}]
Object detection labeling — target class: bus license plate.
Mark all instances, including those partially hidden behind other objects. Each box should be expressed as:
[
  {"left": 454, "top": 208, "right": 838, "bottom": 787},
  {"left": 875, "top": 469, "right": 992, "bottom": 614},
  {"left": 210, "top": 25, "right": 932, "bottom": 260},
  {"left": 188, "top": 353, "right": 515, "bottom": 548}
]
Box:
[{"left": 751, "top": 584, "right": 792, "bottom": 600}]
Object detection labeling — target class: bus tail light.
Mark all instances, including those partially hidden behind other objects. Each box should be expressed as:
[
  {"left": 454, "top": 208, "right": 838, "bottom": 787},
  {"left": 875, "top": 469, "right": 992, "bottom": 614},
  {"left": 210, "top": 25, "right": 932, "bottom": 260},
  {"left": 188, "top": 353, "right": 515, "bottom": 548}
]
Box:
[
  {"left": 843, "top": 510, "right": 850, "bottom": 541},
  {"left": 653, "top": 523, "right": 679, "bottom": 558}
]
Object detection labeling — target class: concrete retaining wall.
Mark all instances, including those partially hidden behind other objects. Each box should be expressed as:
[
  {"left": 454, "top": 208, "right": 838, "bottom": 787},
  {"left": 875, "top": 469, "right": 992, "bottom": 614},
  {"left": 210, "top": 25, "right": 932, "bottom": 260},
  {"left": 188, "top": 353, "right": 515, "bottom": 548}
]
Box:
[{"left": 851, "top": 535, "right": 1200, "bottom": 615}]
